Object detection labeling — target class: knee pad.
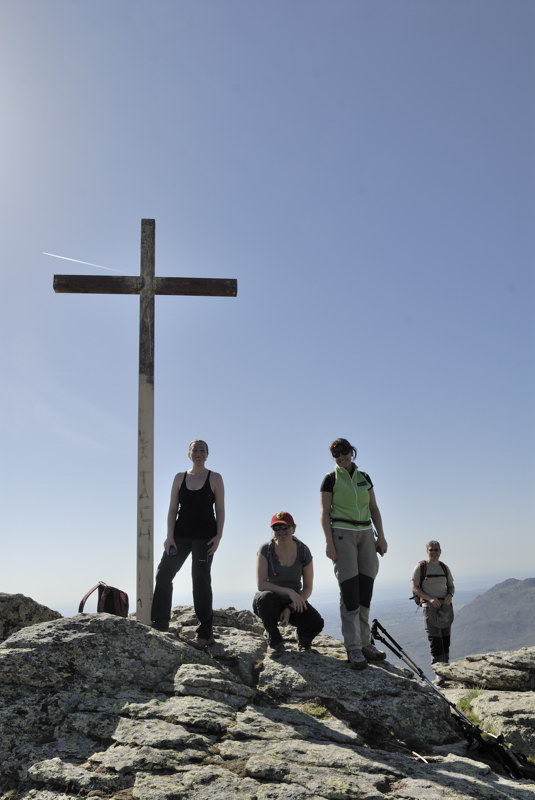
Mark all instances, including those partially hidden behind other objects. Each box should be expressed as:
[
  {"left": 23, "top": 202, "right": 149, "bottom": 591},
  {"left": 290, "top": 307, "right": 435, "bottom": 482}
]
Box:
[
  {"left": 340, "top": 575, "right": 360, "bottom": 611},
  {"left": 359, "top": 574, "right": 375, "bottom": 608}
]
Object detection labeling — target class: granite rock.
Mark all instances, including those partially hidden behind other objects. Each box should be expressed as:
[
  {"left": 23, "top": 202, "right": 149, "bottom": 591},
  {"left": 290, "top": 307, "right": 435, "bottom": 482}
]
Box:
[
  {"left": 0, "top": 600, "right": 533, "bottom": 799},
  {"left": 436, "top": 646, "right": 535, "bottom": 690},
  {"left": 0, "top": 593, "right": 61, "bottom": 642}
]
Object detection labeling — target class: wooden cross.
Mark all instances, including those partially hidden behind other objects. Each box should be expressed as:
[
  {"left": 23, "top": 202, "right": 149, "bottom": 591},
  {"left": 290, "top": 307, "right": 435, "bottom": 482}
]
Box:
[{"left": 54, "top": 219, "right": 237, "bottom": 624}]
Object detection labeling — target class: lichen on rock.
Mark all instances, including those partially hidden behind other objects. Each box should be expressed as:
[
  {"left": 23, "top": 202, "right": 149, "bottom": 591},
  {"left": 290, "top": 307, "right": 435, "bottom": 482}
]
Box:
[{"left": 0, "top": 601, "right": 533, "bottom": 799}]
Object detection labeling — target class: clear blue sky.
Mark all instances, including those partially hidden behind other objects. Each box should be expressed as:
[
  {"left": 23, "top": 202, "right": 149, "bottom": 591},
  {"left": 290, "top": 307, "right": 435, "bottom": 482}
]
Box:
[{"left": 1, "top": 0, "right": 533, "bottom": 616}]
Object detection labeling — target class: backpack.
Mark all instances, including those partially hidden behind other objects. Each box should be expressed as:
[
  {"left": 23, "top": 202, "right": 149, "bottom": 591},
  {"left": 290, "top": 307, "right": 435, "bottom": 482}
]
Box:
[
  {"left": 411, "top": 560, "right": 449, "bottom": 606},
  {"left": 265, "top": 538, "right": 308, "bottom": 578},
  {"left": 78, "top": 581, "right": 129, "bottom": 617}
]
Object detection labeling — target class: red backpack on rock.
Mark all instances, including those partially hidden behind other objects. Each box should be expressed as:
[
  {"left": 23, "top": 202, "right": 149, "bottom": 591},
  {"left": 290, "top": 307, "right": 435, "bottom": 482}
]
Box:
[{"left": 78, "top": 582, "right": 129, "bottom": 617}]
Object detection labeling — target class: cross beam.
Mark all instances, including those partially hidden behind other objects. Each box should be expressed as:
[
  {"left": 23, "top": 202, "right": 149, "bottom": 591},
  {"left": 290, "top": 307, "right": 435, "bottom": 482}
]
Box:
[{"left": 53, "top": 219, "right": 237, "bottom": 623}]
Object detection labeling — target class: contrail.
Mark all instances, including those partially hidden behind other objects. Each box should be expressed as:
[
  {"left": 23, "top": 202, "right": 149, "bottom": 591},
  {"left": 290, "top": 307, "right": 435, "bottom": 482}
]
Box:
[{"left": 43, "top": 252, "right": 123, "bottom": 273}]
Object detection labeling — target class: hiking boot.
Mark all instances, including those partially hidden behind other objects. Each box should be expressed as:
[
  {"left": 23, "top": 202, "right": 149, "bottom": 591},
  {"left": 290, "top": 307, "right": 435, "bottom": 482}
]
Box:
[
  {"left": 297, "top": 637, "right": 313, "bottom": 651},
  {"left": 347, "top": 647, "right": 368, "bottom": 670},
  {"left": 362, "top": 644, "right": 387, "bottom": 662},
  {"left": 151, "top": 622, "right": 169, "bottom": 632},
  {"left": 195, "top": 635, "right": 215, "bottom": 648},
  {"left": 267, "top": 641, "right": 286, "bottom": 658}
]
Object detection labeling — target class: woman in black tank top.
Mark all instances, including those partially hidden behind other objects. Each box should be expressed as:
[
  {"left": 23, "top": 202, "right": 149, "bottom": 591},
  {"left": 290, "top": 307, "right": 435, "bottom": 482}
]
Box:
[
  {"left": 150, "top": 439, "right": 225, "bottom": 645},
  {"left": 174, "top": 470, "right": 217, "bottom": 540}
]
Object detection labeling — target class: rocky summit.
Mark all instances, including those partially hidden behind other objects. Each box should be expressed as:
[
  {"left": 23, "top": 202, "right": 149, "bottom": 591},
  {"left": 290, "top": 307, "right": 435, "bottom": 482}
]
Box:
[
  {"left": 0, "top": 603, "right": 534, "bottom": 800},
  {"left": 0, "top": 593, "right": 61, "bottom": 642}
]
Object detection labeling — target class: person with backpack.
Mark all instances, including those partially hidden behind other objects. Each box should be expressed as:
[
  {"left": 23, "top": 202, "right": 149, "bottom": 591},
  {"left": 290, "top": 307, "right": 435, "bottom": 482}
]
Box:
[
  {"left": 320, "top": 438, "right": 388, "bottom": 670},
  {"left": 253, "top": 512, "right": 324, "bottom": 656},
  {"left": 411, "top": 540, "right": 455, "bottom": 683}
]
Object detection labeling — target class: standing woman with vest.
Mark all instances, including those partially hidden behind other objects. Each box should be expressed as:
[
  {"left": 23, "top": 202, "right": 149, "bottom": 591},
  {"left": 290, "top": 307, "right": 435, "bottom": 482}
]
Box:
[
  {"left": 253, "top": 512, "right": 324, "bottom": 656},
  {"left": 320, "top": 438, "right": 388, "bottom": 669},
  {"left": 151, "top": 439, "right": 225, "bottom": 647}
]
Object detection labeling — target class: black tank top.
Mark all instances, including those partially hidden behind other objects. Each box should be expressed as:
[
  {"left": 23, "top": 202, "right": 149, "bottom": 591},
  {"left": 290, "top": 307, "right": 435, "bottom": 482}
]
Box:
[{"left": 174, "top": 470, "right": 217, "bottom": 540}]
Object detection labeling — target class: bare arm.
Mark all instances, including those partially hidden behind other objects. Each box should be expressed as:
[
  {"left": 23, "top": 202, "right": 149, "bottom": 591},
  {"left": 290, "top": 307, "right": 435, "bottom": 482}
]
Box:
[
  {"left": 281, "top": 561, "right": 314, "bottom": 623},
  {"left": 411, "top": 577, "right": 429, "bottom": 602},
  {"left": 256, "top": 553, "right": 307, "bottom": 612},
  {"left": 320, "top": 491, "right": 337, "bottom": 561},
  {"left": 164, "top": 472, "right": 183, "bottom": 553},
  {"left": 300, "top": 561, "right": 314, "bottom": 603},
  {"left": 445, "top": 567, "right": 455, "bottom": 604},
  {"left": 369, "top": 488, "right": 388, "bottom": 556},
  {"left": 207, "top": 472, "right": 225, "bottom": 555}
]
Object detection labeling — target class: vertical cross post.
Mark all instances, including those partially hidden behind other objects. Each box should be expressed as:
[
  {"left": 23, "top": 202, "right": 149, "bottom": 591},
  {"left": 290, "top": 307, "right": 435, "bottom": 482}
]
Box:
[
  {"left": 53, "top": 219, "right": 237, "bottom": 623},
  {"left": 137, "top": 220, "right": 155, "bottom": 623}
]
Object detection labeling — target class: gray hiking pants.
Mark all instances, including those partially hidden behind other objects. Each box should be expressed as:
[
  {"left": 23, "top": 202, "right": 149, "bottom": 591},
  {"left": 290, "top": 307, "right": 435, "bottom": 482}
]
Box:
[
  {"left": 423, "top": 606, "right": 452, "bottom": 663},
  {"left": 332, "top": 526, "right": 379, "bottom": 649}
]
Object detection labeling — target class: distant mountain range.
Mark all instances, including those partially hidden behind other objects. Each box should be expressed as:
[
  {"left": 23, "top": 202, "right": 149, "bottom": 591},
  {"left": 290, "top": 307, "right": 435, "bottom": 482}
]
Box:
[
  {"left": 321, "top": 577, "right": 535, "bottom": 679},
  {"left": 451, "top": 577, "right": 535, "bottom": 659}
]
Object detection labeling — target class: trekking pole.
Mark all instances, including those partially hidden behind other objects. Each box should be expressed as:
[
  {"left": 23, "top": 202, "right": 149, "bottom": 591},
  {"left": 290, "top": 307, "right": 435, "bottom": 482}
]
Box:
[
  {"left": 371, "top": 619, "right": 432, "bottom": 685},
  {"left": 372, "top": 619, "right": 477, "bottom": 724},
  {"left": 371, "top": 619, "right": 535, "bottom": 780}
]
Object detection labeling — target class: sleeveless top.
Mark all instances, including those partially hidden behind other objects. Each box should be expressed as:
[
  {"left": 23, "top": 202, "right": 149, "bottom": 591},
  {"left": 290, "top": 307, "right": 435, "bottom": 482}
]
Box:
[
  {"left": 174, "top": 470, "right": 217, "bottom": 540},
  {"left": 259, "top": 538, "right": 312, "bottom": 593}
]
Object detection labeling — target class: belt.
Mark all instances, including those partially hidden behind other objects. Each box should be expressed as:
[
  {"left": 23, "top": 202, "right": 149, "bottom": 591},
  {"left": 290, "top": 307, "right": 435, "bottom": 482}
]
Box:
[{"left": 331, "top": 517, "right": 371, "bottom": 527}]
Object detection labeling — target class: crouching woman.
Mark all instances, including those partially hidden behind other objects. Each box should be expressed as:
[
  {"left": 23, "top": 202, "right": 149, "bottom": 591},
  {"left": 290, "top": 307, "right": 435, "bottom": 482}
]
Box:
[{"left": 253, "top": 511, "right": 324, "bottom": 656}]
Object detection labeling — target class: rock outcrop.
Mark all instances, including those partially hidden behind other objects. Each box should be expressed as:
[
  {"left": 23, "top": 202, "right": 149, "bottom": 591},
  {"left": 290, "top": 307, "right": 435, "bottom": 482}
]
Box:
[
  {"left": 437, "top": 647, "right": 535, "bottom": 691},
  {"left": 0, "top": 604, "right": 533, "bottom": 799},
  {"left": 0, "top": 593, "right": 61, "bottom": 642},
  {"left": 437, "top": 648, "right": 535, "bottom": 764}
]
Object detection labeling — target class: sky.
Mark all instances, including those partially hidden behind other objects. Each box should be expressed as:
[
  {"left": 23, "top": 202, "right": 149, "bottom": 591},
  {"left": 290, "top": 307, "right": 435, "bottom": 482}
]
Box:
[{"left": 1, "top": 0, "right": 533, "bottom": 618}]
